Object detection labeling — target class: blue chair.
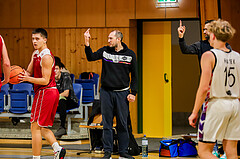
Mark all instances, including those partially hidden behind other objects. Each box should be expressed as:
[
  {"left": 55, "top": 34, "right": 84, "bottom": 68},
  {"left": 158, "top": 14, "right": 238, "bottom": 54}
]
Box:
[
  {"left": 9, "top": 83, "right": 33, "bottom": 113},
  {"left": 13, "top": 83, "right": 34, "bottom": 106},
  {"left": 0, "top": 84, "right": 9, "bottom": 112},
  {"left": 72, "top": 83, "right": 83, "bottom": 111},
  {"left": 70, "top": 74, "right": 75, "bottom": 83},
  {"left": 2, "top": 84, "right": 9, "bottom": 94},
  {"left": 92, "top": 73, "right": 100, "bottom": 98},
  {"left": 66, "top": 83, "right": 83, "bottom": 114},
  {"left": 79, "top": 73, "right": 100, "bottom": 99},
  {"left": 31, "top": 90, "right": 35, "bottom": 98},
  {"left": 13, "top": 83, "right": 33, "bottom": 95},
  {"left": 75, "top": 79, "right": 94, "bottom": 121}
]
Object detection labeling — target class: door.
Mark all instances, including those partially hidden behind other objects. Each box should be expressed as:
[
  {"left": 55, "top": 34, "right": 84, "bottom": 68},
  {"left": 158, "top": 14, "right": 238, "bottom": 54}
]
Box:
[{"left": 142, "top": 21, "right": 172, "bottom": 138}]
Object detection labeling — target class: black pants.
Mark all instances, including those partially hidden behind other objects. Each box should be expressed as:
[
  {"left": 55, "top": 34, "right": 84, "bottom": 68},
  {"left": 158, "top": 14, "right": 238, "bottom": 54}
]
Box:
[
  {"left": 100, "top": 88, "right": 129, "bottom": 153},
  {"left": 57, "top": 99, "right": 78, "bottom": 128}
]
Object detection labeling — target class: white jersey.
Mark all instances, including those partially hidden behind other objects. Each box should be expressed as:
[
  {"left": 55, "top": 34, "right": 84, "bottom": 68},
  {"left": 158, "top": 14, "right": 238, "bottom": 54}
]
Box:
[{"left": 209, "top": 49, "right": 240, "bottom": 98}]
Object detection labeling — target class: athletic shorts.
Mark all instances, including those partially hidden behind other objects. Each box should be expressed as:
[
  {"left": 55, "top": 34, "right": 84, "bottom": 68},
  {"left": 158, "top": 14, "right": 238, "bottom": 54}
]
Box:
[
  {"left": 30, "top": 88, "right": 59, "bottom": 127},
  {"left": 198, "top": 98, "right": 240, "bottom": 142}
]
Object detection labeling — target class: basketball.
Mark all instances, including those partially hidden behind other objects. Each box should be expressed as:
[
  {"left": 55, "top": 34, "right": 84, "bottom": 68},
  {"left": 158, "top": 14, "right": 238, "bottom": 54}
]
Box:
[{"left": 9, "top": 65, "right": 24, "bottom": 84}]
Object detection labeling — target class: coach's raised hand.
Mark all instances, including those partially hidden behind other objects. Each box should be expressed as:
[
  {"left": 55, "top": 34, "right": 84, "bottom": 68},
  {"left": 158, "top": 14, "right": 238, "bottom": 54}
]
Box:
[
  {"left": 177, "top": 20, "right": 186, "bottom": 38},
  {"left": 84, "top": 28, "right": 91, "bottom": 46}
]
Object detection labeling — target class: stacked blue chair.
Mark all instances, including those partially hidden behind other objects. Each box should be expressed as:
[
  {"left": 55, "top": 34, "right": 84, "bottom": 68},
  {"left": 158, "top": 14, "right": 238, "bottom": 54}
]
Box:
[
  {"left": 9, "top": 83, "right": 33, "bottom": 114},
  {"left": 70, "top": 73, "right": 75, "bottom": 83},
  {"left": 79, "top": 73, "right": 100, "bottom": 99},
  {"left": 75, "top": 79, "right": 94, "bottom": 121},
  {"left": 71, "top": 83, "right": 83, "bottom": 113},
  {"left": 92, "top": 73, "right": 100, "bottom": 99},
  {"left": 0, "top": 84, "right": 9, "bottom": 112},
  {"left": 66, "top": 83, "right": 83, "bottom": 134},
  {"left": 66, "top": 83, "right": 83, "bottom": 114}
]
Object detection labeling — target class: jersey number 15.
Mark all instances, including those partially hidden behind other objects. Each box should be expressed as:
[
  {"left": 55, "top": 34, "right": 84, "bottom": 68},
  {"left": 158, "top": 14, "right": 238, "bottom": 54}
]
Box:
[{"left": 224, "top": 67, "right": 235, "bottom": 87}]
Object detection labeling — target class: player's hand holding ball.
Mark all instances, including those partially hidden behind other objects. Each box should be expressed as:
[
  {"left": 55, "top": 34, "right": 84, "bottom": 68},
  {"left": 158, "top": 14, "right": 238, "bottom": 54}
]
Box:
[{"left": 9, "top": 65, "right": 24, "bottom": 84}]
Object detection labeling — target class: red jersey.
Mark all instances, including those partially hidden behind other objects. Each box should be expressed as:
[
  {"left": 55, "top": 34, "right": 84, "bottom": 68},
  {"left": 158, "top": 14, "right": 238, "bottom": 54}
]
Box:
[
  {"left": 33, "top": 48, "right": 56, "bottom": 93},
  {"left": 0, "top": 36, "right": 3, "bottom": 78}
]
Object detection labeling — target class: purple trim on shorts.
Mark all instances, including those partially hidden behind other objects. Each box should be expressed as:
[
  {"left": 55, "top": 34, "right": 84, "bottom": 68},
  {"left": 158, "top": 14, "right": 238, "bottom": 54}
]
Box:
[{"left": 198, "top": 102, "right": 208, "bottom": 141}]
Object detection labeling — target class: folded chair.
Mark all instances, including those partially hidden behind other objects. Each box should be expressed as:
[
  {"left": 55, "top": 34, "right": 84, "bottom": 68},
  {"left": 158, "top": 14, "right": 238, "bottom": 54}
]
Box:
[
  {"left": 75, "top": 79, "right": 95, "bottom": 121},
  {"left": 0, "top": 84, "right": 9, "bottom": 112},
  {"left": 9, "top": 83, "right": 33, "bottom": 113}
]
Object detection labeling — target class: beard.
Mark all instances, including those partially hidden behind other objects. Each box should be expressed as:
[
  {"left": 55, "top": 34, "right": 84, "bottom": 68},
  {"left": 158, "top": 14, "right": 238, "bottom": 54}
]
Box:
[
  {"left": 205, "top": 34, "right": 210, "bottom": 41},
  {"left": 109, "top": 43, "right": 117, "bottom": 48}
]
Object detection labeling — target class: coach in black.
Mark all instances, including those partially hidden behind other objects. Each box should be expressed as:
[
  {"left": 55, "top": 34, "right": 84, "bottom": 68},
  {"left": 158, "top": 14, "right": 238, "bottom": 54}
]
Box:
[
  {"left": 84, "top": 29, "right": 137, "bottom": 159},
  {"left": 178, "top": 20, "right": 231, "bottom": 67}
]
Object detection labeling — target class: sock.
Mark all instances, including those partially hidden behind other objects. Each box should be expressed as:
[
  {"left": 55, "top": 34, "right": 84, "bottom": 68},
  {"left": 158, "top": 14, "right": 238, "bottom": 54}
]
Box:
[
  {"left": 52, "top": 142, "right": 62, "bottom": 152},
  {"left": 33, "top": 156, "right": 40, "bottom": 159}
]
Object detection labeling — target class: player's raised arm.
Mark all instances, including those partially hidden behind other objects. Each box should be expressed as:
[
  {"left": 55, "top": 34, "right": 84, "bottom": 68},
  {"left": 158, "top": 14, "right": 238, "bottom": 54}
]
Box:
[
  {"left": 84, "top": 28, "right": 91, "bottom": 46},
  {"left": 177, "top": 20, "right": 186, "bottom": 38}
]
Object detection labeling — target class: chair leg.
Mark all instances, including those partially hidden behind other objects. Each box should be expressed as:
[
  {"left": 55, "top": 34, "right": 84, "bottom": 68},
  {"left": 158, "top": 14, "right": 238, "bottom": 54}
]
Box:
[
  {"left": 85, "top": 106, "right": 88, "bottom": 121},
  {"left": 67, "top": 116, "right": 71, "bottom": 135},
  {"left": 89, "top": 129, "right": 93, "bottom": 152}
]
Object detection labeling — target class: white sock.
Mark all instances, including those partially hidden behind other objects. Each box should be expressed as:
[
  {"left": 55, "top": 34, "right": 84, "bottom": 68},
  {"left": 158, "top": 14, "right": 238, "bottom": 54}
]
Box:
[
  {"left": 33, "top": 156, "right": 40, "bottom": 159},
  {"left": 52, "top": 142, "right": 62, "bottom": 152}
]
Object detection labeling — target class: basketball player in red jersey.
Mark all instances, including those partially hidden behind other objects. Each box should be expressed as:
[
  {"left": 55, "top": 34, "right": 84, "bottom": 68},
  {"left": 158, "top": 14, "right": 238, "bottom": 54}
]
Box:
[
  {"left": 19, "top": 28, "right": 66, "bottom": 159},
  {"left": 0, "top": 35, "right": 10, "bottom": 88}
]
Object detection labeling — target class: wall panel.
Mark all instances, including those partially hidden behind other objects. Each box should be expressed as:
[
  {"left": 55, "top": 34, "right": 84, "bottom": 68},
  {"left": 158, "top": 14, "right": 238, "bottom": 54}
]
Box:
[
  {"left": 106, "top": 0, "right": 135, "bottom": 27},
  {"left": 166, "top": 0, "right": 198, "bottom": 18},
  {"left": 0, "top": 0, "right": 20, "bottom": 28},
  {"left": 200, "top": 0, "right": 218, "bottom": 39},
  {"left": 221, "top": 0, "right": 240, "bottom": 52},
  {"left": 49, "top": 0, "right": 77, "bottom": 28},
  {"left": 136, "top": 0, "right": 198, "bottom": 19},
  {"left": 77, "top": 0, "right": 105, "bottom": 27},
  {"left": 136, "top": 0, "right": 168, "bottom": 19},
  {"left": 0, "top": 29, "right": 33, "bottom": 68},
  {"left": 21, "top": 0, "right": 48, "bottom": 28}
]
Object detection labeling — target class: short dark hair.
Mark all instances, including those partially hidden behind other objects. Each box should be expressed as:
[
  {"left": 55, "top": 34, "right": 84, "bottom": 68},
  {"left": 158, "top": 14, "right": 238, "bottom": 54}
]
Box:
[
  {"left": 55, "top": 61, "right": 63, "bottom": 68},
  {"left": 54, "top": 56, "right": 65, "bottom": 69},
  {"left": 32, "top": 28, "right": 48, "bottom": 39},
  {"left": 54, "top": 56, "right": 61, "bottom": 65},
  {"left": 205, "top": 20, "right": 214, "bottom": 24}
]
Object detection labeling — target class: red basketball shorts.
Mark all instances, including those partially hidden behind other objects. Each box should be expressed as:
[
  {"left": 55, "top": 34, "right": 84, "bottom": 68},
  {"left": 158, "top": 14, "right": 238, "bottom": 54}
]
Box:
[{"left": 30, "top": 88, "right": 59, "bottom": 127}]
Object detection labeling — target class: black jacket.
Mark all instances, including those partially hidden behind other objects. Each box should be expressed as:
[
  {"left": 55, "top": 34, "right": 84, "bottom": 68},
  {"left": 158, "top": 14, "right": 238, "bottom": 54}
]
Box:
[
  {"left": 85, "top": 42, "right": 138, "bottom": 95},
  {"left": 179, "top": 37, "right": 231, "bottom": 65},
  {"left": 56, "top": 72, "right": 78, "bottom": 104}
]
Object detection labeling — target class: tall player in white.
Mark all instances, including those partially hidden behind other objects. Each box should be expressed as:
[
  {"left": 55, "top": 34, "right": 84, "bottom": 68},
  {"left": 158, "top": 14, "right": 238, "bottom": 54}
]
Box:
[{"left": 188, "top": 19, "right": 239, "bottom": 159}]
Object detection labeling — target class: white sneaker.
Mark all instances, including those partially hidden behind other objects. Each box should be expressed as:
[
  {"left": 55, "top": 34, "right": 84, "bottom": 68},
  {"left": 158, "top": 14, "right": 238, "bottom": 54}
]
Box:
[
  {"left": 220, "top": 153, "right": 227, "bottom": 159},
  {"left": 54, "top": 148, "right": 66, "bottom": 159}
]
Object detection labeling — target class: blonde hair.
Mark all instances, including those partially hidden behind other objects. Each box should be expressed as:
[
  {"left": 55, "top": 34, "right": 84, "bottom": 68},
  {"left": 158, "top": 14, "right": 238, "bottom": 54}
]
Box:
[{"left": 207, "top": 19, "right": 236, "bottom": 42}]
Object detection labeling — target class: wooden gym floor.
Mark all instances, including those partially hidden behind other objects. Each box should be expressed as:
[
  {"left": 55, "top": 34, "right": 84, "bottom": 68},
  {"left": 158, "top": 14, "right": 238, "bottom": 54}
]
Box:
[{"left": 0, "top": 139, "right": 200, "bottom": 159}]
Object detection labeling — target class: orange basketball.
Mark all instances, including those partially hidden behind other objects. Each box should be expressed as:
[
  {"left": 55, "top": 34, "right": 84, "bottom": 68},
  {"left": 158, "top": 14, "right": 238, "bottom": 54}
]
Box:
[{"left": 9, "top": 65, "right": 24, "bottom": 84}]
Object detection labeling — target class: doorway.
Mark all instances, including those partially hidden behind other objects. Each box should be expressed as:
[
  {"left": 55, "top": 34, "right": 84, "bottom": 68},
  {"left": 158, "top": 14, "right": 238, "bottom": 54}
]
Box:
[{"left": 142, "top": 21, "right": 172, "bottom": 138}]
